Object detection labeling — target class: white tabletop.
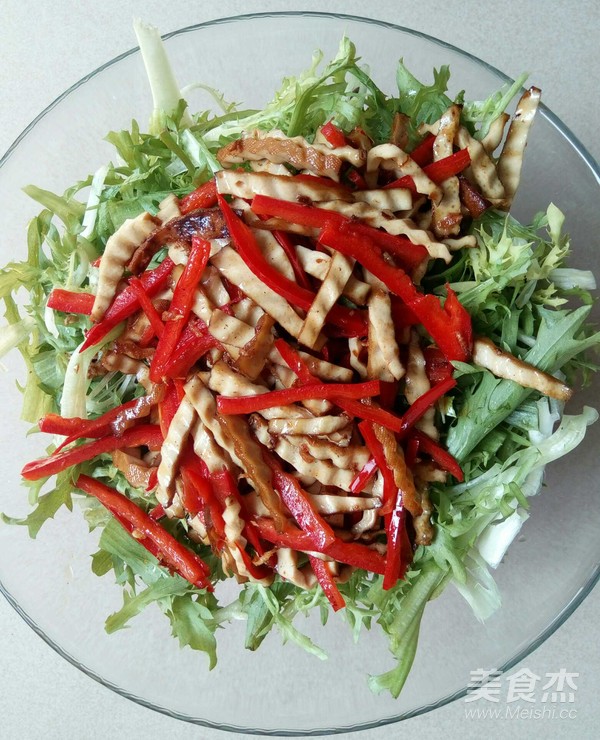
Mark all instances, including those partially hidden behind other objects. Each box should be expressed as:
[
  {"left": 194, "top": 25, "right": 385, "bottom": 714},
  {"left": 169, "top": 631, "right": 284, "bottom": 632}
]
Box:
[{"left": 1, "top": 2, "right": 598, "bottom": 738}]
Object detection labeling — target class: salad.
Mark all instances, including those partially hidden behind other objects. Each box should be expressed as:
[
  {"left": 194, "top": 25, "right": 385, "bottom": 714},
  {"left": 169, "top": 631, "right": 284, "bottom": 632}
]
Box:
[{"left": 1, "top": 22, "right": 598, "bottom": 698}]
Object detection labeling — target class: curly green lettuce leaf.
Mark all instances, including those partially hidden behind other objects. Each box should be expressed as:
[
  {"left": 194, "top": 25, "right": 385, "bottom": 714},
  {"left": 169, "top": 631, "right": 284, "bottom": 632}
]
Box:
[{"left": 461, "top": 72, "right": 528, "bottom": 140}]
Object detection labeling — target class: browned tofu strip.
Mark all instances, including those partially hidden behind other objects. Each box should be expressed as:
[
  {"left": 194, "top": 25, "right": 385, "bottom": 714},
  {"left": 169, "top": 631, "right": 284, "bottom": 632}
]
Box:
[
  {"left": 472, "top": 336, "right": 572, "bottom": 401},
  {"left": 431, "top": 104, "right": 462, "bottom": 238},
  {"left": 92, "top": 212, "right": 156, "bottom": 321},
  {"left": 497, "top": 87, "right": 542, "bottom": 204},
  {"left": 217, "top": 134, "right": 346, "bottom": 180}
]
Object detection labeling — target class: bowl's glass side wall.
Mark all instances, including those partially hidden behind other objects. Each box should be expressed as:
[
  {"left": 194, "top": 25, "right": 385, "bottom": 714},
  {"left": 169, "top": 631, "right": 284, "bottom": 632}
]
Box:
[{"left": 0, "top": 14, "right": 598, "bottom": 733}]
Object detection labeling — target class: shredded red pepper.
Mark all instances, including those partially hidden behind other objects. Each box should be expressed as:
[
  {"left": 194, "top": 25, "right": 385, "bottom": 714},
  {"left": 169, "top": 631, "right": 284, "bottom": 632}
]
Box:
[
  {"left": 179, "top": 179, "right": 218, "bottom": 214},
  {"left": 321, "top": 121, "right": 348, "bottom": 148},
  {"left": 335, "top": 398, "right": 404, "bottom": 434},
  {"left": 396, "top": 377, "right": 457, "bottom": 440},
  {"left": 409, "top": 133, "right": 436, "bottom": 167},
  {"left": 357, "top": 421, "right": 397, "bottom": 512},
  {"left": 265, "top": 453, "right": 335, "bottom": 550},
  {"left": 398, "top": 378, "right": 455, "bottom": 437},
  {"left": 81, "top": 257, "right": 174, "bottom": 350},
  {"left": 149, "top": 502, "right": 165, "bottom": 520},
  {"left": 348, "top": 457, "right": 377, "bottom": 495},
  {"left": 319, "top": 221, "right": 472, "bottom": 361},
  {"left": 22, "top": 424, "right": 164, "bottom": 481},
  {"left": 150, "top": 236, "right": 211, "bottom": 382},
  {"left": 76, "top": 474, "right": 211, "bottom": 589},
  {"left": 410, "top": 429, "right": 464, "bottom": 482},
  {"left": 251, "top": 195, "right": 428, "bottom": 274},
  {"left": 217, "top": 379, "right": 381, "bottom": 415},
  {"left": 160, "top": 317, "right": 220, "bottom": 379},
  {"left": 423, "top": 346, "right": 454, "bottom": 385},
  {"left": 218, "top": 195, "right": 367, "bottom": 337},
  {"left": 272, "top": 230, "right": 312, "bottom": 290},
  {"left": 252, "top": 517, "right": 386, "bottom": 575},
  {"left": 128, "top": 276, "right": 165, "bottom": 339},
  {"left": 38, "top": 394, "right": 158, "bottom": 442},
  {"left": 158, "top": 380, "right": 183, "bottom": 437},
  {"left": 384, "top": 148, "right": 471, "bottom": 190},
  {"left": 308, "top": 555, "right": 346, "bottom": 611},
  {"left": 146, "top": 469, "right": 159, "bottom": 493},
  {"left": 345, "top": 167, "right": 368, "bottom": 190},
  {"left": 180, "top": 457, "right": 227, "bottom": 541},
  {"left": 382, "top": 489, "right": 412, "bottom": 590},
  {"left": 273, "top": 339, "right": 315, "bottom": 385},
  {"left": 47, "top": 289, "right": 95, "bottom": 315}
]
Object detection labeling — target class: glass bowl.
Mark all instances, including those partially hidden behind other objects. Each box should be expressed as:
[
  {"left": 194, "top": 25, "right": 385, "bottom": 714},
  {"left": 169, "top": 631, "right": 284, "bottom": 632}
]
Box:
[{"left": 0, "top": 11, "right": 598, "bottom": 736}]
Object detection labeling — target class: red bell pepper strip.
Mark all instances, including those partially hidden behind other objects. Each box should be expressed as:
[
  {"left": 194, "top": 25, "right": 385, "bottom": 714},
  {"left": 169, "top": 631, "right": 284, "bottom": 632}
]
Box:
[
  {"left": 345, "top": 167, "right": 368, "bottom": 190},
  {"left": 149, "top": 502, "right": 165, "bottom": 520},
  {"left": 218, "top": 196, "right": 367, "bottom": 337},
  {"left": 81, "top": 257, "right": 174, "bottom": 350},
  {"left": 358, "top": 421, "right": 413, "bottom": 588},
  {"left": 442, "top": 285, "right": 473, "bottom": 359},
  {"left": 111, "top": 509, "right": 163, "bottom": 560},
  {"left": 76, "top": 474, "right": 211, "bottom": 588},
  {"left": 384, "top": 148, "right": 471, "bottom": 190},
  {"left": 321, "top": 121, "right": 347, "bottom": 148},
  {"left": 265, "top": 453, "right": 335, "bottom": 550},
  {"left": 179, "top": 179, "right": 218, "bottom": 214},
  {"left": 158, "top": 379, "right": 186, "bottom": 436},
  {"left": 138, "top": 322, "right": 157, "bottom": 349},
  {"left": 272, "top": 230, "right": 312, "bottom": 290},
  {"left": 150, "top": 236, "right": 211, "bottom": 382},
  {"left": 180, "top": 464, "right": 210, "bottom": 519},
  {"left": 180, "top": 462, "right": 227, "bottom": 541},
  {"left": 355, "top": 427, "right": 411, "bottom": 589},
  {"left": 38, "top": 394, "right": 158, "bottom": 442},
  {"left": 379, "top": 380, "right": 399, "bottom": 409},
  {"left": 409, "top": 133, "right": 435, "bottom": 167},
  {"left": 348, "top": 457, "right": 377, "bottom": 495},
  {"left": 160, "top": 317, "right": 220, "bottom": 379},
  {"left": 383, "top": 176, "right": 417, "bottom": 193},
  {"left": 410, "top": 429, "right": 464, "bottom": 482},
  {"left": 404, "top": 437, "right": 420, "bottom": 469},
  {"left": 423, "top": 346, "right": 454, "bottom": 385},
  {"left": 390, "top": 297, "right": 420, "bottom": 329},
  {"left": 319, "top": 221, "right": 472, "bottom": 361},
  {"left": 273, "top": 339, "right": 314, "bottom": 384},
  {"left": 251, "top": 195, "right": 428, "bottom": 274},
  {"left": 146, "top": 469, "right": 159, "bottom": 493},
  {"left": 273, "top": 341, "right": 406, "bottom": 438},
  {"left": 216, "top": 379, "right": 381, "bottom": 415},
  {"left": 357, "top": 420, "right": 397, "bottom": 512},
  {"left": 425, "top": 147, "right": 471, "bottom": 183},
  {"left": 382, "top": 488, "right": 412, "bottom": 590},
  {"left": 336, "top": 398, "right": 404, "bottom": 434},
  {"left": 235, "top": 543, "right": 273, "bottom": 582},
  {"left": 251, "top": 194, "right": 345, "bottom": 230},
  {"left": 47, "top": 289, "right": 95, "bottom": 315},
  {"left": 308, "top": 555, "right": 346, "bottom": 611},
  {"left": 128, "top": 276, "right": 165, "bottom": 339},
  {"left": 252, "top": 517, "right": 386, "bottom": 575},
  {"left": 395, "top": 376, "right": 456, "bottom": 440},
  {"left": 22, "top": 424, "right": 164, "bottom": 481}
]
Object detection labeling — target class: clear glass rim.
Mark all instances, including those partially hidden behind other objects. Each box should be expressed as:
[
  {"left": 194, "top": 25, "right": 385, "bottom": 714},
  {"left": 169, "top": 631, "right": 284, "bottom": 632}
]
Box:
[{"left": 0, "top": 10, "right": 598, "bottom": 736}]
